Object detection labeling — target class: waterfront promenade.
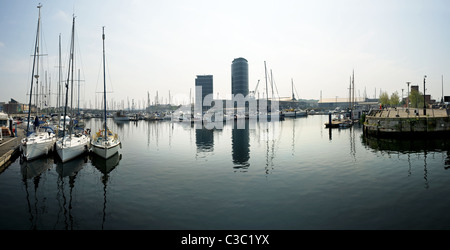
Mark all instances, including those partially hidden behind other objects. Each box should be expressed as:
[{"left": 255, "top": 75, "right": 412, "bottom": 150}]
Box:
[{"left": 0, "top": 128, "right": 24, "bottom": 169}]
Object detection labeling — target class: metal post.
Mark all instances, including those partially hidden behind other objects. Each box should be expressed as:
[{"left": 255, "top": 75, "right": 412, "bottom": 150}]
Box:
[
  {"left": 423, "top": 75, "right": 427, "bottom": 116},
  {"left": 406, "top": 82, "right": 410, "bottom": 110}
]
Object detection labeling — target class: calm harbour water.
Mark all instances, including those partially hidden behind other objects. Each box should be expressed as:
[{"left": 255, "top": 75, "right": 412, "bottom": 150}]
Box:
[{"left": 1, "top": 114, "right": 450, "bottom": 230}]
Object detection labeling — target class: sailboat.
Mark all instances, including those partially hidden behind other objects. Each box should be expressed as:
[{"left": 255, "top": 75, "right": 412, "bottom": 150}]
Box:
[
  {"left": 91, "top": 27, "right": 121, "bottom": 159},
  {"left": 283, "top": 79, "right": 307, "bottom": 118},
  {"left": 55, "top": 15, "right": 90, "bottom": 163},
  {"left": 20, "top": 3, "right": 56, "bottom": 161}
]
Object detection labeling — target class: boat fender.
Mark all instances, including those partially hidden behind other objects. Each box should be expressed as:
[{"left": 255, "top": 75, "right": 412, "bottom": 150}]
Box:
[{"left": 45, "top": 147, "right": 48, "bottom": 155}]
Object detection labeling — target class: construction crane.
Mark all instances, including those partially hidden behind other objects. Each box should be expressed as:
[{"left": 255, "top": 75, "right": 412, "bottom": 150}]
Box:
[{"left": 249, "top": 79, "right": 260, "bottom": 98}]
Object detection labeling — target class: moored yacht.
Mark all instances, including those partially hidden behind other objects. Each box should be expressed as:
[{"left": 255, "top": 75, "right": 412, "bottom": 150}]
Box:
[
  {"left": 91, "top": 27, "right": 121, "bottom": 159},
  {"left": 20, "top": 4, "right": 56, "bottom": 161},
  {"left": 55, "top": 15, "right": 90, "bottom": 163},
  {"left": 56, "top": 132, "right": 90, "bottom": 162}
]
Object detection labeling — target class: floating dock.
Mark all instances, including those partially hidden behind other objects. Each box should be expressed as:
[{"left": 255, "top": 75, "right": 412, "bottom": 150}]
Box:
[
  {"left": 363, "top": 108, "right": 450, "bottom": 138},
  {"left": 324, "top": 112, "right": 353, "bottom": 128}
]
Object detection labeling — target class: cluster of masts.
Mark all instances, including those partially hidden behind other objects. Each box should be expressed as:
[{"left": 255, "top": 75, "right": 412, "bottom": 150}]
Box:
[{"left": 20, "top": 4, "right": 121, "bottom": 164}]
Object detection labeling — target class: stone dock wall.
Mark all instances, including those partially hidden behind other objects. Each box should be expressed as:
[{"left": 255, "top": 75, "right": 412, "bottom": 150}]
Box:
[{"left": 363, "top": 108, "right": 450, "bottom": 137}]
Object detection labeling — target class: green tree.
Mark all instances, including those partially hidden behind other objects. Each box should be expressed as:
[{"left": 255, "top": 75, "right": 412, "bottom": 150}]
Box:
[
  {"left": 390, "top": 91, "right": 400, "bottom": 106},
  {"left": 409, "top": 90, "right": 424, "bottom": 109},
  {"left": 379, "top": 91, "right": 390, "bottom": 106}
]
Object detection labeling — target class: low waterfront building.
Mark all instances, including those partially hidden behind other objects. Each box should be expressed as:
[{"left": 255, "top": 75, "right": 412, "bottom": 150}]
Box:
[
  {"left": 2, "top": 99, "right": 33, "bottom": 114},
  {"left": 318, "top": 97, "right": 371, "bottom": 109}
]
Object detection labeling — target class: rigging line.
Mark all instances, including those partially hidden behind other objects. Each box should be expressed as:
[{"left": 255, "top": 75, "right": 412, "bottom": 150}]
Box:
[
  {"left": 74, "top": 26, "right": 86, "bottom": 82},
  {"left": 271, "top": 72, "right": 280, "bottom": 99},
  {"left": 95, "top": 49, "right": 103, "bottom": 97},
  {"left": 293, "top": 83, "right": 300, "bottom": 100},
  {"left": 105, "top": 51, "right": 115, "bottom": 94},
  {"left": 39, "top": 19, "right": 51, "bottom": 83}
]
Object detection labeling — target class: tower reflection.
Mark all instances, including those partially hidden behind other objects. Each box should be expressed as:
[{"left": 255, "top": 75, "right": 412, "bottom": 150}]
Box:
[
  {"left": 195, "top": 124, "right": 214, "bottom": 153},
  {"left": 232, "top": 120, "right": 250, "bottom": 171}
]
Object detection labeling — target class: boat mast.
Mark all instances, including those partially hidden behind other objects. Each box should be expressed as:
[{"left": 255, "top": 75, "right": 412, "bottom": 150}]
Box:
[
  {"left": 70, "top": 16, "right": 76, "bottom": 137},
  {"left": 78, "top": 68, "right": 80, "bottom": 115},
  {"left": 57, "top": 33, "right": 62, "bottom": 139},
  {"left": 270, "top": 69, "right": 274, "bottom": 101},
  {"left": 26, "top": 4, "right": 42, "bottom": 135},
  {"left": 35, "top": 4, "right": 41, "bottom": 118},
  {"left": 348, "top": 76, "right": 352, "bottom": 110},
  {"left": 291, "top": 78, "right": 295, "bottom": 101},
  {"left": 352, "top": 70, "right": 355, "bottom": 120},
  {"left": 102, "top": 26, "right": 107, "bottom": 138},
  {"left": 69, "top": 15, "right": 75, "bottom": 137},
  {"left": 63, "top": 16, "right": 75, "bottom": 139},
  {"left": 264, "top": 61, "right": 268, "bottom": 111},
  {"left": 442, "top": 75, "right": 444, "bottom": 104},
  {"left": 58, "top": 34, "right": 61, "bottom": 113}
]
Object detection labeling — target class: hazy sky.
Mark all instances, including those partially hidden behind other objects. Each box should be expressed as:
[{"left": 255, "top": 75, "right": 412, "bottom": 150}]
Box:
[{"left": 1, "top": 0, "right": 449, "bottom": 109}]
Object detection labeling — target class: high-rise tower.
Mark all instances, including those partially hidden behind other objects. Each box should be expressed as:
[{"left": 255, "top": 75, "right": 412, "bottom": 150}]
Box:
[
  {"left": 231, "top": 57, "right": 249, "bottom": 97},
  {"left": 195, "top": 75, "right": 213, "bottom": 111}
]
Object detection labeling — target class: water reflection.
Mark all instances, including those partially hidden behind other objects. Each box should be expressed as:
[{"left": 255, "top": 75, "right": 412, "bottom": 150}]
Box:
[
  {"left": 20, "top": 156, "right": 53, "bottom": 180},
  {"left": 20, "top": 157, "right": 53, "bottom": 230},
  {"left": 55, "top": 156, "right": 86, "bottom": 230},
  {"left": 195, "top": 125, "right": 214, "bottom": 153},
  {"left": 91, "top": 152, "right": 121, "bottom": 175},
  {"left": 56, "top": 156, "right": 85, "bottom": 177},
  {"left": 232, "top": 120, "right": 250, "bottom": 171},
  {"left": 362, "top": 135, "right": 450, "bottom": 189},
  {"left": 349, "top": 125, "right": 360, "bottom": 161},
  {"left": 90, "top": 152, "right": 122, "bottom": 230},
  {"left": 446, "top": 153, "right": 450, "bottom": 170},
  {"left": 361, "top": 136, "right": 450, "bottom": 154}
]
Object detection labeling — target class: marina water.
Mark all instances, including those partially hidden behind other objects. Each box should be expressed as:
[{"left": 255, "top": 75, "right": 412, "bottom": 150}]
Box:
[{"left": 1, "top": 115, "right": 450, "bottom": 230}]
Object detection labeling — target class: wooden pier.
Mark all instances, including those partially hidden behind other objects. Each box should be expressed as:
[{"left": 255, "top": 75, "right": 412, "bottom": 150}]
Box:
[{"left": 0, "top": 128, "right": 25, "bottom": 169}]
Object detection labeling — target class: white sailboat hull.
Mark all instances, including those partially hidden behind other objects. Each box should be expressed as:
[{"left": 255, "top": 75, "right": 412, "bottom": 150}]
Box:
[
  {"left": 113, "top": 116, "right": 129, "bottom": 121},
  {"left": 284, "top": 110, "right": 307, "bottom": 117},
  {"left": 91, "top": 141, "right": 120, "bottom": 159},
  {"left": 284, "top": 111, "right": 296, "bottom": 117},
  {"left": 21, "top": 132, "right": 56, "bottom": 160},
  {"left": 56, "top": 134, "right": 90, "bottom": 163},
  {"left": 295, "top": 111, "right": 307, "bottom": 117},
  {"left": 91, "top": 128, "right": 121, "bottom": 159}
]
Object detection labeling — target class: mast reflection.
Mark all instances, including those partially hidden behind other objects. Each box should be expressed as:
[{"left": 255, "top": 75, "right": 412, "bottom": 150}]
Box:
[
  {"left": 362, "top": 136, "right": 450, "bottom": 188},
  {"left": 91, "top": 152, "right": 122, "bottom": 229},
  {"left": 55, "top": 156, "right": 85, "bottom": 230},
  {"left": 20, "top": 157, "right": 53, "bottom": 230}
]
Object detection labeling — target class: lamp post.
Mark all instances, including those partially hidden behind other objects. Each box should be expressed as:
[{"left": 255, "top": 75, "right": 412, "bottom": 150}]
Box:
[
  {"left": 406, "top": 82, "right": 410, "bottom": 110},
  {"left": 401, "top": 88, "right": 404, "bottom": 107},
  {"left": 423, "top": 75, "right": 427, "bottom": 116}
]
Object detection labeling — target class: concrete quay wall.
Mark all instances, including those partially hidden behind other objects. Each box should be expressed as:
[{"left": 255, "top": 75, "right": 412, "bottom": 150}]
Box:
[{"left": 363, "top": 108, "right": 450, "bottom": 138}]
